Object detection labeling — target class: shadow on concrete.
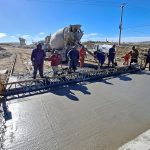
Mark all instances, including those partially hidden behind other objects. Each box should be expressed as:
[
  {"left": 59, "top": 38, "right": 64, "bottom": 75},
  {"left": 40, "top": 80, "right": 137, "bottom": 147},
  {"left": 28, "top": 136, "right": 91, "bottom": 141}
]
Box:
[
  {"left": 117, "top": 74, "right": 132, "bottom": 81},
  {"left": 70, "top": 83, "right": 91, "bottom": 95},
  {"left": 87, "top": 74, "right": 133, "bottom": 85},
  {"left": 100, "top": 78, "right": 114, "bottom": 85},
  {"left": 51, "top": 88, "right": 79, "bottom": 101},
  {"left": 51, "top": 83, "right": 91, "bottom": 101},
  {"left": 86, "top": 77, "right": 114, "bottom": 85},
  {"left": 136, "top": 70, "right": 150, "bottom": 75},
  {"left": 4, "top": 82, "right": 91, "bottom": 102},
  {"left": 4, "top": 71, "right": 145, "bottom": 103},
  {"left": 2, "top": 99, "right": 12, "bottom": 121}
]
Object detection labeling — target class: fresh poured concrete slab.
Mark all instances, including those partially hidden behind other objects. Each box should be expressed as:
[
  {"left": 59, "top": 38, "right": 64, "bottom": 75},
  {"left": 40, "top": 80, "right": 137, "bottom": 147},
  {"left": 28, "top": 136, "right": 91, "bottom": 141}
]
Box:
[{"left": 3, "top": 71, "right": 150, "bottom": 150}]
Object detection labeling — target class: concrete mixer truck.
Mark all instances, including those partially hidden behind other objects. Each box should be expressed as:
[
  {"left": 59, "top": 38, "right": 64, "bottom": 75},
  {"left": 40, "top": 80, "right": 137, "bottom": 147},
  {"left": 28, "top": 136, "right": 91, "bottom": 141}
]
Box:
[{"left": 44, "top": 24, "right": 84, "bottom": 61}]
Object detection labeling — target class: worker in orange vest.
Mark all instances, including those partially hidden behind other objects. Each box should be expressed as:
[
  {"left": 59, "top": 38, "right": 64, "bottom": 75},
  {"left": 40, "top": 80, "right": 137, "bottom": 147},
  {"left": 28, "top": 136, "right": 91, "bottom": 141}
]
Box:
[
  {"left": 122, "top": 51, "right": 132, "bottom": 65},
  {"left": 79, "top": 46, "right": 86, "bottom": 67}
]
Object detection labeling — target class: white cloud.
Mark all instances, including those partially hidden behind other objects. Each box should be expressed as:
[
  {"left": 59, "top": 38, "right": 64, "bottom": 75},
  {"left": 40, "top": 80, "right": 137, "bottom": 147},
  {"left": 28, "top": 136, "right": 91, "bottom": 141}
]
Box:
[
  {"left": 83, "top": 33, "right": 99, "bottom": 38},
  {"left": 16, "top": 34, "right": 21, "bottom": 37},
  {"left": 25, "top": 32, "right": 47, "bottom": 43},
  {"left": 89, "top": 33, "right": 99, "bottom": 36},
  {"left": 0, "top": 33, "right": 7, "bottom": 38},
  {"left": 39, "top": 32, "right": 45, "bottom": 35},
  {"left": 1, "top": 31, "right": 150, "bottom": 44},
  {"left": 10, "top": 35, "right": 16, "bottom": 38},
  {"left": 82, "top": 33, "right": 103, "bottom": 41},
  {"left": 104, "top": 36, "right": 150, "bottom": 43},
  {"left": 21, "top": 35, "right": 30, "bottom": 39},
  {"left": 0, "top": 32, "right": 49, "bottom": 44}
]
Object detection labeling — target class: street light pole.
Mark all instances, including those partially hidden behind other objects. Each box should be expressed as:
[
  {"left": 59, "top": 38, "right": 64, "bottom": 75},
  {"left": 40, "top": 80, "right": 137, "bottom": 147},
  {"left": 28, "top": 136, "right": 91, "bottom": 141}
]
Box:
[{"left": 119, "top": 3, "right": 125, "bottom": 45}]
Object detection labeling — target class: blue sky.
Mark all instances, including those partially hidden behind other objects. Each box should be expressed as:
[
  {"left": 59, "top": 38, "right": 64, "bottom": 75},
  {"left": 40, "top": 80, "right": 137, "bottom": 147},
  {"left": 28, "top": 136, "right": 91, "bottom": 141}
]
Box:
[{"left": 0, "top": 0, "right": 150, "bottom": 44}]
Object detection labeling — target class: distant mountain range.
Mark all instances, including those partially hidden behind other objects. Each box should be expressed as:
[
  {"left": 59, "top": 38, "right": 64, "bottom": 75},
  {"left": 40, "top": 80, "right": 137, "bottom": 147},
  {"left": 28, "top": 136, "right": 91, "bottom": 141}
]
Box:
[{"left": 136, "top": 41, "right": 150, "bottom": 44}]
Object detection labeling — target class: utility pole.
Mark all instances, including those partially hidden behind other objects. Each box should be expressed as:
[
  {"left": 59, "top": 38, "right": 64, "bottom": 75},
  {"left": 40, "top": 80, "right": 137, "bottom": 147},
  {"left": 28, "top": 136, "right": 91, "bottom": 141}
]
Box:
[{"left": 119, "top": 3, "right": 125, "bottom": 45}]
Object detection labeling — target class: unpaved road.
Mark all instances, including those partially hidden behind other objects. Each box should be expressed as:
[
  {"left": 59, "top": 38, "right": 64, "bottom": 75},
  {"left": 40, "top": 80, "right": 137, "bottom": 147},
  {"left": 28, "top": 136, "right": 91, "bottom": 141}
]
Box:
[
  {"left": 3, "top": 71, "right": 150, "bottom": 150},
  {"left": 0, "top": 44, "right": 149, "bottom": 75},
  {"left": 0, "top": 45, "right": 32, "bottom": 74}
]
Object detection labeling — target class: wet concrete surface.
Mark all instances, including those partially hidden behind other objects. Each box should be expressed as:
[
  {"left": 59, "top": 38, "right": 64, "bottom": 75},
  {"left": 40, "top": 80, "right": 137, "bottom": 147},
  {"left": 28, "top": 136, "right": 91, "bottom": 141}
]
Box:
[{"left": 3, "top": 71, "right": 150, "bottom": 150}]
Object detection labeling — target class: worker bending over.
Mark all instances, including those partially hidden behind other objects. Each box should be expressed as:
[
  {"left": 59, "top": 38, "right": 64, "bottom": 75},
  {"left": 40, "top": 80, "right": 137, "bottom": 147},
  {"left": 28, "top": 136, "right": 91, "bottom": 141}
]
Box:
[
  {"left": 130, "top": 46, "right": 139, "bottom": 66},
  {"left": 49, "top": 50, "right": 61, "bottom": 76},
  {"left": 122, "top": 51, "right": 132, "bottom": 65},
  {"left": 96, "top": 50, "right": 105, "bottom": 69}
]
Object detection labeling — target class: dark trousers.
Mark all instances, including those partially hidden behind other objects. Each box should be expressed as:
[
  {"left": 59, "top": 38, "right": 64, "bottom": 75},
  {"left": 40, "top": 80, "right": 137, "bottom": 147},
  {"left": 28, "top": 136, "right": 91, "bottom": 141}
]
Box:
[
  {"left": 108, "top": 57, "right": 114, "bottom": 67},
  {"left": 130, "top": 58, "right": 138, "bottom": 66},
  {"left": 144, "top": 59, "right": 150, "bottom": 71},
  {"left": 68, "top": 60, "right": 78, "bottom": 72},
  {"left": 33, "top": 63, "right": 44, "bottom": 79}
]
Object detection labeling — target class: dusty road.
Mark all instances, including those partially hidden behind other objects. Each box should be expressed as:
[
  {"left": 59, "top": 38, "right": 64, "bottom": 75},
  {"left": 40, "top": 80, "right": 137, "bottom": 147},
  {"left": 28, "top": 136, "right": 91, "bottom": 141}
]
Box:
[
  {"left": 0, "top": 45, "right": 32, "bottom": 74},
  {"left": 3, "top": 71, "right": 150, "bottom": 150}
]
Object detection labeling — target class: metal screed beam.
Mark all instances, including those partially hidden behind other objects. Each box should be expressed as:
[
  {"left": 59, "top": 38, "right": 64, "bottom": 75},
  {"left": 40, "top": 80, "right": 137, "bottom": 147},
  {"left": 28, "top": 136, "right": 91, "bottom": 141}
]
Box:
[{"left": 0, "top": 65, "right": 140, "bottom": 100}]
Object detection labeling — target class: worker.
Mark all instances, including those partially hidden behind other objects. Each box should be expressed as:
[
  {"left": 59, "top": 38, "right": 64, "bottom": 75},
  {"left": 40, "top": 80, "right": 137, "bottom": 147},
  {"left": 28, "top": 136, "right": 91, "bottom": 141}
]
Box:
[
  {"left": 79, "top": 46, "right": 86, "bottom": 67},
  {"left": 0, "top": 78, "right": 5, "bottom": 95},
  {"left": 108, "top": 45, "right": 116, "bottom": 67},
  {"left": 144, "top": 48, "right": 150, "bottom": 71},
  {"left": 122, "top": 51, "right": 132, "bottom": 65},
  {"left": 97, "top": 50, "right": 106, "bottom": 69},
  {"left": 93, "top": 51, "right": 98, "bottom": 63},
  {"left": 67, "top": 45, "right": 79, "bottom": 72},
  {"left": 49, "top": 50, "right": 61, "bottom": 76},
  {"left": 130, "top": 46, "right": 139, "bottom": 66},
  {"left": 31, "top": 43, "right": 46, "bottom": 79}
]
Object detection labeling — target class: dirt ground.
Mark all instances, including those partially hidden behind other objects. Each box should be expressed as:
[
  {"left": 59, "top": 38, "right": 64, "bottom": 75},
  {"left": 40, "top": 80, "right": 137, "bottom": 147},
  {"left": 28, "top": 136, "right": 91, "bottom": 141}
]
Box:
[{"left": 0, "top": 44, "right": 149, "bottom": 82}]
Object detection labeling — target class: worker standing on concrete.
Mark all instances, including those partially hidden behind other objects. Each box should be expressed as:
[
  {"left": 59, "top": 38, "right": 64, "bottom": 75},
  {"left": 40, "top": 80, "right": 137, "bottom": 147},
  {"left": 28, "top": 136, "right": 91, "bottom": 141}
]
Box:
[
  {"left": 49, "top": 50, "right": 61, "bottom": 76},
  {"left": 97, "top": 50, "right": 106, "bottom": 69},
  {"left": 79, "top": 46, "right": 86, "bottom": 67},
  {"left": 108, "top": 45, "right": 116, "bottom": 67},
  {"left": 130, "top": 46, "right": 139, "bottom": 66},
  {"left": 31, "top": 43, "right": 46, "bottom": 79},
  {"left": 67, "top": 45, "right": 79, "bottom": 72},
  {"left": 144, "top": 48, "right": 150, "bottom": 71},
  {"left": 0, "top": 77, "right": 5, "bottom": 95}
]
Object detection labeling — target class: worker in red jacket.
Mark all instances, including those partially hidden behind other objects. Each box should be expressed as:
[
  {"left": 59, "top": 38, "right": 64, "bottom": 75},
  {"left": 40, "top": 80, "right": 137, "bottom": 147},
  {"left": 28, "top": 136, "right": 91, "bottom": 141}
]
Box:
[
  {"left": 49, "top": 50, "right": 61, "bottom": 76},
  {"left": 79, "top": 46, "right": 86, "bottom": 67}
]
